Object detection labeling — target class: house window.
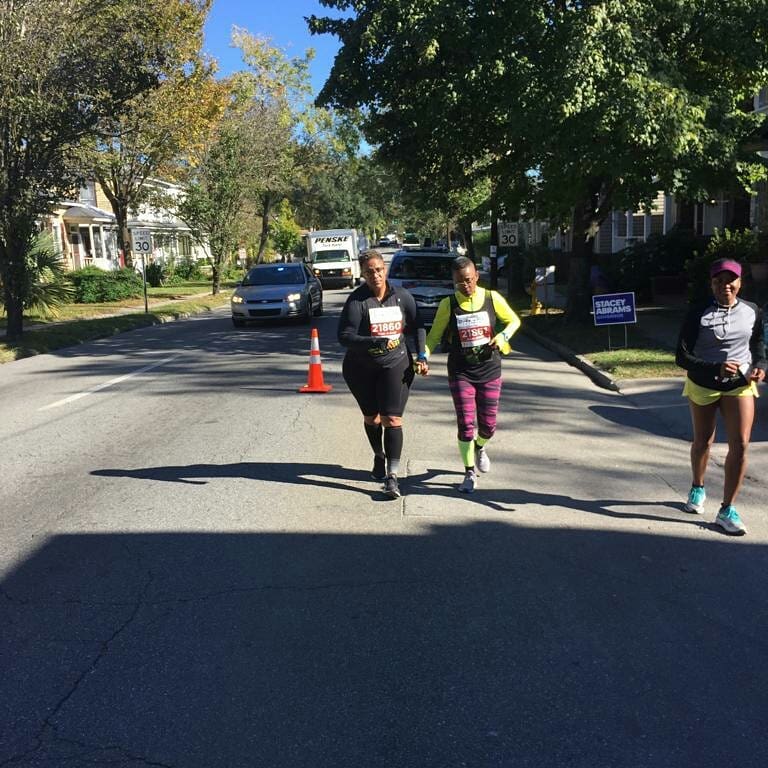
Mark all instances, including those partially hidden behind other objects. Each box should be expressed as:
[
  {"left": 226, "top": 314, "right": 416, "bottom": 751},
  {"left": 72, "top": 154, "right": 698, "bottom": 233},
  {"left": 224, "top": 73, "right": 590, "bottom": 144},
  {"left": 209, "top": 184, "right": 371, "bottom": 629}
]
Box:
[
  {"left": 92, "top": 227, "right": 104, "bottom": 259},
  {"left": 632, "top": 214, "right": 645, "bottom": 238},
  {"left": 597, "top": 220, "right": 612, "bottom": 253},
  {"left": 79, "top": 181, "right": 97, "bottom": 206},
  {"left": 69, "top": 226, "right": 81, "bottom": 261},
  {"left": 695, "top": 203, "right": 705, "bottom": 236},
  {"left": 52, "top": 222, "right": 63, "bottom": 253},
  {"left": 650, "top": 214, "right": 664, "bottom": 235},
  {"left": 104, "top": 230, "right": 117, "bottom": 260},
  {"left": 79, "top": 226, "right": 93, "bottom": 262},
  {"left": 617, "top": 212, "right": 628, "bottom": 238},
  {"left": 179, "top": 234, "right": 192, "bottom": 258},
  {"left": 756, "top": 87, "right": 768, "bottom": 112}
]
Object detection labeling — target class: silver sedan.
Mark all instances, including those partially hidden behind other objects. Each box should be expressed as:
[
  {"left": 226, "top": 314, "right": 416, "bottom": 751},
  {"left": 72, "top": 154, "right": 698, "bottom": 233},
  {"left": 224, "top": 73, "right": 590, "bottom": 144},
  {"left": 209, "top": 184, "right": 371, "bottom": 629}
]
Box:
[{"left": 231, "top": 263, "right": 323, "bottom": 327}]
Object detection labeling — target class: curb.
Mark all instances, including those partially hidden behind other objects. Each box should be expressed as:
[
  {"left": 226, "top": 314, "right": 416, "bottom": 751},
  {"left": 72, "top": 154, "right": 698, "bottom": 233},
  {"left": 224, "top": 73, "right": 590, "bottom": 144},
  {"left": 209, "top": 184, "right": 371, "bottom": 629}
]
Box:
[{"left": 521, "top": 323, "right": 621, "bottom": 392}]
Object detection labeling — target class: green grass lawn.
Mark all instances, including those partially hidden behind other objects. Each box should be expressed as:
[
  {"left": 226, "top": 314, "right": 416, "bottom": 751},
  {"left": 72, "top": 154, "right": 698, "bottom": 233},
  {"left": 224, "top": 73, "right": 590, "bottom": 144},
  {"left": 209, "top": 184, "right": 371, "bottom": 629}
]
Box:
[
  {"left": 521, "top": 306, "right": 683, "bottom": 380},
  {"left": 0, "top": 280, "right": 234, "bottom": 327},
  {"left": 0, "top": 292, "right": 232, "bottom": 363}
]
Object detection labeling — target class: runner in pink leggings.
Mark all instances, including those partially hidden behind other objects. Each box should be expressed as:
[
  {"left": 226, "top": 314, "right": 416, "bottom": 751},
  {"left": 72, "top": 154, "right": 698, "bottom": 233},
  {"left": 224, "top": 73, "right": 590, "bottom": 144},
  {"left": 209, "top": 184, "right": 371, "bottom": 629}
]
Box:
[{"left": 425, "top": 256, "right": 521, "bottom": 493}]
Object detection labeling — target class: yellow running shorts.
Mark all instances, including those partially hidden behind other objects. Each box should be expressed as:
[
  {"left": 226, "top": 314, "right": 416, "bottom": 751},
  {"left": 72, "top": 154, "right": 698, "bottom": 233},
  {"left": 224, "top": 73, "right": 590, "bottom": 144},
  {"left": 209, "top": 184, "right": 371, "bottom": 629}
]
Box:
[{"left": 683, "top": 377, "right": 758, "bottom": 406}]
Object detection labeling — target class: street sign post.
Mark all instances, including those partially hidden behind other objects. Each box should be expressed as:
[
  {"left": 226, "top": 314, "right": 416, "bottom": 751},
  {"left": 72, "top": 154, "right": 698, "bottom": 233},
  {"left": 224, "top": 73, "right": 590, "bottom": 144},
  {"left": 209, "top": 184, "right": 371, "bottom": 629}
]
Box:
[
  {"left": 132, "top": 228, "right": 152, "bottom": 314},
  {"left": 592, "top": 291, "right": 637, "bottom": 349}
]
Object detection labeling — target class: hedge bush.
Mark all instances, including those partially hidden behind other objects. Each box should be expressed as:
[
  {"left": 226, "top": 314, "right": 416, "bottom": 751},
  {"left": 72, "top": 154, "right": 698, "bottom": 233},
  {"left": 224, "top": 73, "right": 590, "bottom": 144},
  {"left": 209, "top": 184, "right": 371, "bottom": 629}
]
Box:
[
  {"left": 606, "top": 227, "right": 701, "bottom": 302},
  {"left": 145, "top": 262, "right": 166, "bottom": 288},
  {"left": 69, "top": 267, "right": 144, "bottom": 303},
  {"left": 171, "top": 257, "right": 205, "bottom": 281}
]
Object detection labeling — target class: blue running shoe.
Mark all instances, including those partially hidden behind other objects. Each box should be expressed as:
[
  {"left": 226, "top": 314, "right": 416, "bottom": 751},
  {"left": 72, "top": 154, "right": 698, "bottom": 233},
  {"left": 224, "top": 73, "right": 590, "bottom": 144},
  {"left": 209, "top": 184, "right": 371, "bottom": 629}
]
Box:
[
  {"left": 715, "top": 505, "right": 746, "bottom": 535},
  {"left": 684, "top": 485, "right": 706, "bottom": 514}
]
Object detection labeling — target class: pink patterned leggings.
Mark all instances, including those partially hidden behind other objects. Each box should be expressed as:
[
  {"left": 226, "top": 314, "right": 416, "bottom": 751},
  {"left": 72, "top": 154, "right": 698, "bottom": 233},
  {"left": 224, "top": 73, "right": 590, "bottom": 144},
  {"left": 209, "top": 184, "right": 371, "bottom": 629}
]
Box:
[{"left": 448, "top": 376, "right": 502, "bottom": 442}]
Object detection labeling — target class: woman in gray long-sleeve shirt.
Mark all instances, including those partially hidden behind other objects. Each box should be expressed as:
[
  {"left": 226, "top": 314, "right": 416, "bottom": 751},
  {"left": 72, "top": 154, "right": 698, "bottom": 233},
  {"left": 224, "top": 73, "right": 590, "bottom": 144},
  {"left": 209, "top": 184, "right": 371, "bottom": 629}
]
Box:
[{"left": 675, "top": 258, "right": 766, "bottom": 535}]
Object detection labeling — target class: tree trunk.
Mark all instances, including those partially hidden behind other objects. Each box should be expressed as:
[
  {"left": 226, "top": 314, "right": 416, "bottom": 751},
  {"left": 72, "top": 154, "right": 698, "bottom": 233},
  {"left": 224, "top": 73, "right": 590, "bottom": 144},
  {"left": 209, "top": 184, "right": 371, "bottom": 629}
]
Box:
[
  {"left": 490, "top": 205, "right": 499, "bottom": 290},
  {"left": 565, "top": 182, "right": 611, "bottom": 321},
  {"left": 3, "top": 281, "right": 24, "bottom": 342},
  {"left": 459, "top": 218, "right": 475, "bottom": 261},
  {"left": 115, "top": 206, "right": 132, "bottom": 269},
  {"left": 256, "top": 192, "right": 273, "bottom": 263},
  {"left": 98, "top": 177, "right": 133, "bottom": 269},
  {"left": 211, "top": 261, "right": 220, "bottom": 295},
  {"left": 0, "top": 234, "right": 29, "bottom": 343}
]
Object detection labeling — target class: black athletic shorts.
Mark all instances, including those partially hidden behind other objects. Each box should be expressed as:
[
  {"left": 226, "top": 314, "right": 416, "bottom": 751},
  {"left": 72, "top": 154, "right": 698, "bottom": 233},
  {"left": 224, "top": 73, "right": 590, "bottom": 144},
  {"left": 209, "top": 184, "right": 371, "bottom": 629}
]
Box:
[{"left": 342, "top": 356, "right": 414, "bottom": 417}]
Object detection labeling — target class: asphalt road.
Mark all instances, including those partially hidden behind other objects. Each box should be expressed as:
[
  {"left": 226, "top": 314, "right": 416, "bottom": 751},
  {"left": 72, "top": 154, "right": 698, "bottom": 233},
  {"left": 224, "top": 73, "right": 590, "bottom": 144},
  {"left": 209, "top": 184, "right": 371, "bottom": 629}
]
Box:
[{"left": 1, "top": 289, "right": 767, "bottom": 767}]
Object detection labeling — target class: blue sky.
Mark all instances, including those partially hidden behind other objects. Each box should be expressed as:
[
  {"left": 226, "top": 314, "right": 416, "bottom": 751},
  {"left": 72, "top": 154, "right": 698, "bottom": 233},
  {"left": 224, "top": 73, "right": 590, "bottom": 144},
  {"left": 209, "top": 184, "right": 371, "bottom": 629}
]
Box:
[{"left": 203, "top": 0, "right": 343, "bottom": 96}]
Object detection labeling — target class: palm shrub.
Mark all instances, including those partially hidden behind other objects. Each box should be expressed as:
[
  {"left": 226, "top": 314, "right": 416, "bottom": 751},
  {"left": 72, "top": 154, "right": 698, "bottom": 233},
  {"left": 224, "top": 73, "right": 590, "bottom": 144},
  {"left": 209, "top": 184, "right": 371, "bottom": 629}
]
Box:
[{"left": 0, "top": 232, "right": 74, "bottom": 317}]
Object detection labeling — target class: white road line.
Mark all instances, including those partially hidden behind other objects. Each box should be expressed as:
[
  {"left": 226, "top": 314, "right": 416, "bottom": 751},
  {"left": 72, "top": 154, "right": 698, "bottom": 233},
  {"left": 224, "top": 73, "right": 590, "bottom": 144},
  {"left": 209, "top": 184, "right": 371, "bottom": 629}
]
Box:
[{"left": 39, "top": 356, "right": 178, "bottom": 411}]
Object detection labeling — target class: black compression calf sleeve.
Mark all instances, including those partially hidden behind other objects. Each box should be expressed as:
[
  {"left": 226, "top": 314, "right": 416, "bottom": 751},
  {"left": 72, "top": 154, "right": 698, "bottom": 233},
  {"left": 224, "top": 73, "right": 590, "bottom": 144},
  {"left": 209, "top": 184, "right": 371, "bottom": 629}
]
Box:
[
  {"left": 384, "top": 425, "right": 403, "bottom": 476},
  {"left": 364, "top": 422, "right": 384, "bottom": 456}
]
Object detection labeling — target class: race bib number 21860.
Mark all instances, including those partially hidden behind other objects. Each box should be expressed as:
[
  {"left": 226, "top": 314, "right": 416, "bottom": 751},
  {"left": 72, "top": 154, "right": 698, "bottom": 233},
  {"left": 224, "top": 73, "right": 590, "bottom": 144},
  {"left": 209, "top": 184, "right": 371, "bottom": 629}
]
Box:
[{"left": 369, "top": 305, "right": 403, "bottom": 340}]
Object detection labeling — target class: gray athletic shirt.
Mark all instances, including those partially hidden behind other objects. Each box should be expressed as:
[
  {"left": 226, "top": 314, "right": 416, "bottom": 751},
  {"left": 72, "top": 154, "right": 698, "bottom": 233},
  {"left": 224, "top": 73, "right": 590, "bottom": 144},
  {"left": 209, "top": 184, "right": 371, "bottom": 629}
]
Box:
[{"left": 676, "top": 298, "right": 766, "bottom": 390}]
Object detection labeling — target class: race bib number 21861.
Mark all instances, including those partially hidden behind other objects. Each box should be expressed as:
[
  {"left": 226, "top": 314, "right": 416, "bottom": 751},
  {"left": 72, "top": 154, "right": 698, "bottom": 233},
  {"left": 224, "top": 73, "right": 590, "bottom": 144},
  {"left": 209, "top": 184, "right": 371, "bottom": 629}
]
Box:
[{"left": 456, "top": 311, "right": 492, "bottom": 348}]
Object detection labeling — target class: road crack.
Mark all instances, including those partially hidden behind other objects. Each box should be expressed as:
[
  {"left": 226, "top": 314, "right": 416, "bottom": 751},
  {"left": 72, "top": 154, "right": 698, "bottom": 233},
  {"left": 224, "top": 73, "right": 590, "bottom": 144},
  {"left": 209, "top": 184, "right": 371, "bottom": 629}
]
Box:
[{"left": 0, "top": 573, "right": 155, "bottom": 767}]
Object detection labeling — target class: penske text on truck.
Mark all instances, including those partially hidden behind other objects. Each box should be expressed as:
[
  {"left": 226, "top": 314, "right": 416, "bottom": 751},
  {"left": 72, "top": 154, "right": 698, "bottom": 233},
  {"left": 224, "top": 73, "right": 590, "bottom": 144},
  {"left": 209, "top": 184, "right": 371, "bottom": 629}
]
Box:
[{"left": 305, "top": 229, "right": 360, "bottom": 288}]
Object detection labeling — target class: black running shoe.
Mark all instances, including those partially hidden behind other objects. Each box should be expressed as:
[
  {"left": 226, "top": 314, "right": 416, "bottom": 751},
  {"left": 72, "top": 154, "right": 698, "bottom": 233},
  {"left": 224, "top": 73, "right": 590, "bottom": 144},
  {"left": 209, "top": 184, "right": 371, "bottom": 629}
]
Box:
[
  {"left": 384, "top": 474, "right": 401, "bottom": 499},
  {"left": 371, "top": 455, "right": 386, "bottom": 481}
]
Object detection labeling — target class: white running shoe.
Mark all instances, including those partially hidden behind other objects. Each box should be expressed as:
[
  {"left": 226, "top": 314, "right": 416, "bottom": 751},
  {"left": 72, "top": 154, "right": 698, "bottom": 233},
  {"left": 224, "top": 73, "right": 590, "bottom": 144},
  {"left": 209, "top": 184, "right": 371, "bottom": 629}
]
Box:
[
  {"left": 459, "top": 470, "right": 477, "bottom": 494},
  {"left": 476, "top": 446, "right": 491, "bottom": 473}
]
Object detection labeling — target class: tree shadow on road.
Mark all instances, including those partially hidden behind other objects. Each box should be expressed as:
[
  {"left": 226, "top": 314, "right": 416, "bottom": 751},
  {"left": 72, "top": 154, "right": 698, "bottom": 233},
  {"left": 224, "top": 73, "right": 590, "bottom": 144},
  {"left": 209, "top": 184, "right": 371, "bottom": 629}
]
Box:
[
  {"left": 2, "top": 523, "right": 767, "bottom": 767},
  {"left": 91, "top": 461, "right": 450, "bottom": 502},
  {"left": 93, "top": 461, "right": 701, "bottom": 526},
  {"left": 404, "top": 472, "right": 705, "bottom": 527}
]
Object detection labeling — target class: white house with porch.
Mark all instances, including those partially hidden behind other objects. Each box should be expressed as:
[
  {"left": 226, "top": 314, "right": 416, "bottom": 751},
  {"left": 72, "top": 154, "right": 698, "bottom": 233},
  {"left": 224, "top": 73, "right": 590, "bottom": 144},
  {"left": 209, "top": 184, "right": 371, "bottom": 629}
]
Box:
[{"left": 46, "top": 179, "right": 209, "bottom": 271}]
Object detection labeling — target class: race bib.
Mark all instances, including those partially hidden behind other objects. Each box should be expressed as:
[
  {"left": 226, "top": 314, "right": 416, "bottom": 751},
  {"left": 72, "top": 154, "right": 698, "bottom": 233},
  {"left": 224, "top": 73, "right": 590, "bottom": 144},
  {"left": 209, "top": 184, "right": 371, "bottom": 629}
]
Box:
[
  {"left": 456, "top": 311, "right": 492, "bottom": 348},
  {"left": 369, "top": 305, "right": 403, "bottom": 339}
]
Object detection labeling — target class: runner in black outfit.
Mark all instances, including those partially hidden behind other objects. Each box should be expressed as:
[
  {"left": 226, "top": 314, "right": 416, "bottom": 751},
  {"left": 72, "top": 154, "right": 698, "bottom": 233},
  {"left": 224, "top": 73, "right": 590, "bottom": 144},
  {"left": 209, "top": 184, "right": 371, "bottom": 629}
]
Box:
[{"left": 338, "top": 250, "right": 428, "bottom": 498}]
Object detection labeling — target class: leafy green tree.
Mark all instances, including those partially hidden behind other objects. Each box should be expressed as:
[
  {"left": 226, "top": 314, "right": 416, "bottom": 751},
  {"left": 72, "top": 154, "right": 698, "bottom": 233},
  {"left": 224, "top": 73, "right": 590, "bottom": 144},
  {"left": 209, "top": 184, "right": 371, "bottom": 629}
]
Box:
[
  {"left": 232, "top": 30, "right": 315, "bottom": 263},
  {"left": 86, "top": 0, "right": 225, "bottom": 267},
  {"left": 176, "top": 82, "right": 286, "bottom": 293},
  {"left": 270, "top": 199, "right": 302, "bottom": 258},
  {"left": 0, "top": 0, "right": 202, "bottom": 341},
  {"left": 311, "top": 0, "right": 768, "bottom": 316}
]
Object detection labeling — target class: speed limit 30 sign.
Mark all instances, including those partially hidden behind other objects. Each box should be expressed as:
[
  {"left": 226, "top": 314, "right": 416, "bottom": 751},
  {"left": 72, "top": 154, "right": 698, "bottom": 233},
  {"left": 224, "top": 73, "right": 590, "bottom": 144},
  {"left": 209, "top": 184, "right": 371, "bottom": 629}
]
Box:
[
  {"left": 132, "top": 228, "right": 152, "bottom": 255},
  {"left": 497, "top": 221, "right": 518, "bottom": 247}
]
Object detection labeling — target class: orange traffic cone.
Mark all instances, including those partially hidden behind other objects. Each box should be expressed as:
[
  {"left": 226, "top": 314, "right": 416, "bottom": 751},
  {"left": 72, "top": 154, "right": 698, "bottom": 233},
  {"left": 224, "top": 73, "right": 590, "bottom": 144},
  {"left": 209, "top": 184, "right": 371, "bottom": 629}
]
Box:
[{"left": 298, "top": 327, "right": 333, "bottom": 393}]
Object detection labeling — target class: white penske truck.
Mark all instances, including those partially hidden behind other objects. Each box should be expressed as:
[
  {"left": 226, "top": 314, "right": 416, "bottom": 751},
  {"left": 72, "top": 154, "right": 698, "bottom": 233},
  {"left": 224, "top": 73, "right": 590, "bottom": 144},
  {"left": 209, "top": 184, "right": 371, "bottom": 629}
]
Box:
[{"left": 305, "top": 229, "right": 360, "bottom": 288}]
